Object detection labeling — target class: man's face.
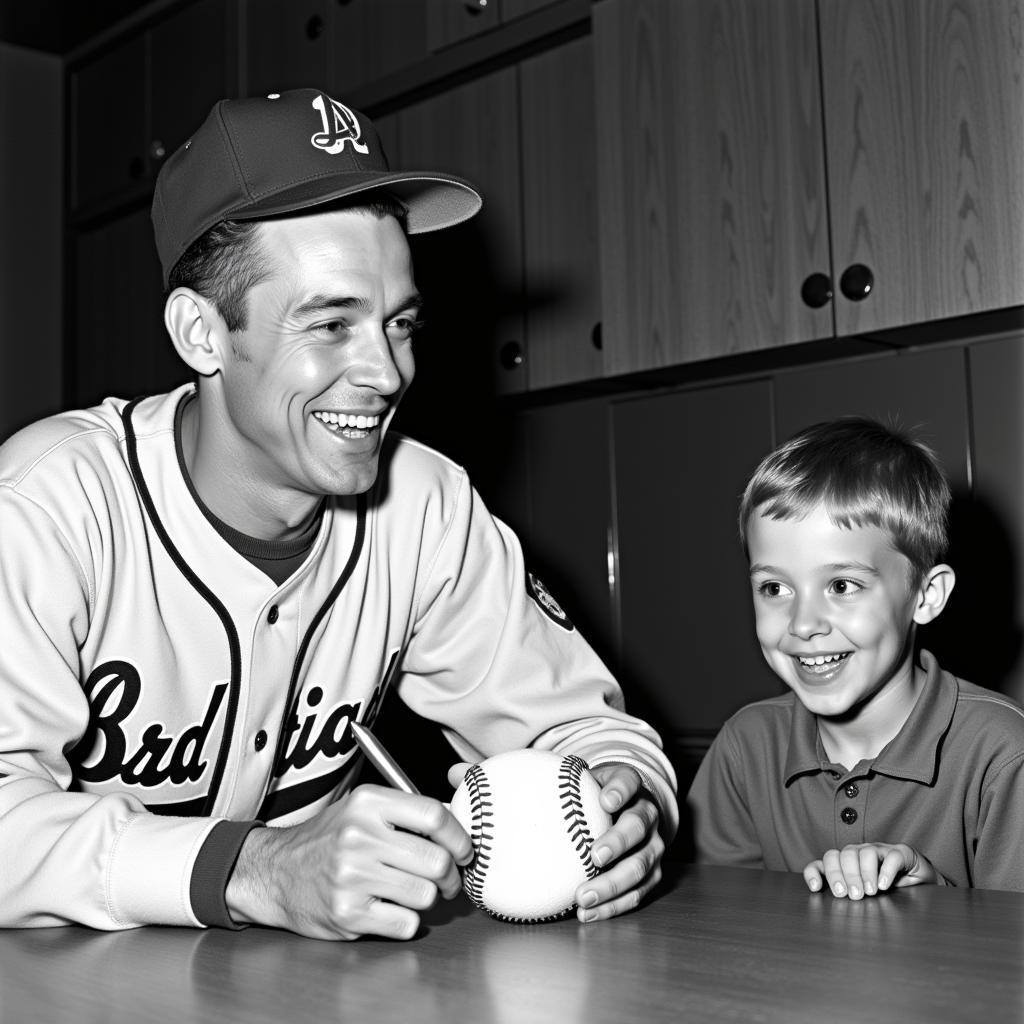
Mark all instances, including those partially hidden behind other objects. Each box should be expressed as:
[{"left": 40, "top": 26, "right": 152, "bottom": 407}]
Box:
[
  {"left": 746, "top": 504, "right": 923, "bottom": 719},
  {"left": 215, "top": 209, "right": 419, "bottom": 502}
]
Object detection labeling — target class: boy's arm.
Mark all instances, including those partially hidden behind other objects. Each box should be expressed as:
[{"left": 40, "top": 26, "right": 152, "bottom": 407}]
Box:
[
  {"left": 686, "top": 729, "right": 765, "bottom": 867},
  {"left": 974, "top": 751, "right": 1024, "bottom": 892}
]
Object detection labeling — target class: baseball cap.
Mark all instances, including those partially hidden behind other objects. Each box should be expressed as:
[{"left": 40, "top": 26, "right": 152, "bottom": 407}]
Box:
[{"left": 151, "top": 88, "right": 483, "bottom": 285}]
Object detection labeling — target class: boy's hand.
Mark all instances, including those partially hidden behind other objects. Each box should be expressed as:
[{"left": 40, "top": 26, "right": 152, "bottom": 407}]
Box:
[
  {"left": 447, "top": 760, "right": 665, "bottom": 923},
  {"left": 803, "top": 842, "right": 943, "bottom": 899}
]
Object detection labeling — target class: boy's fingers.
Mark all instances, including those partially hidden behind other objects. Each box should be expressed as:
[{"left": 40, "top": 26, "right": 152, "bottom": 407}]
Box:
[
  {"left": 878, "top": 846, "right": 909, "bottom": 890},
  {"left": 838, "top": 846, "right": 867, "bottom": 899},
  {"left": 858, "top": 845, "right": 882, "bottom": 896},
  {"left": 803, "top": 861, "right": 826, "bottom": 892},
  {"left": 820, "top": 848, "right": 849, "bottom": 897}
]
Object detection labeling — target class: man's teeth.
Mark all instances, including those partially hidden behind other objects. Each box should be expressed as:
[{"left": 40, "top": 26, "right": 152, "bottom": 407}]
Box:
[
  {"left": 798, "top": 653, "right": 849, "bottom": 666},
  {"left": 313, "top": 411, "right": 381, "bottom": 431}
]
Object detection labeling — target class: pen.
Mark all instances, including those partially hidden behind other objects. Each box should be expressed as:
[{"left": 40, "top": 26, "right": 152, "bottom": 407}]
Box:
[{"left": 350, "top": 721, "right": 421, "bottom": 795}]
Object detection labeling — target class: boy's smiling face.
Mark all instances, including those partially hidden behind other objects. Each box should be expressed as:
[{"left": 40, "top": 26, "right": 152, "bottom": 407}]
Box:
[{"left": 746, "top": 503, "right": 928, "bottom": 720}]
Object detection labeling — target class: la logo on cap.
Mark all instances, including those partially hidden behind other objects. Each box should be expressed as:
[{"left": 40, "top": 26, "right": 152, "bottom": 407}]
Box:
[{"left": 310, "top": 94, "right": 369, "bottom": 156}]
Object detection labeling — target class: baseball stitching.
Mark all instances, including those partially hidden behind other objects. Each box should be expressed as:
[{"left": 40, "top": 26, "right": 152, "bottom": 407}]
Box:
[
  {"left": 461, "top": 763, "right": 494, "bottom": 909},
  {"left": 558, "top": 755, "right": 601, "bottom": 879}
]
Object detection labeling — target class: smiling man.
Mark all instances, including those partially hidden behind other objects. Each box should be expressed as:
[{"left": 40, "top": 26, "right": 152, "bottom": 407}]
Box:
[{"left": 0, "top": 89, "right": 677, "bottom": 939}]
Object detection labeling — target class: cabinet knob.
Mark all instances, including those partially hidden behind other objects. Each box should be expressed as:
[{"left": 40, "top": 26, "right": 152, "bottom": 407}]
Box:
[
  {"left": 800, "top": 273, "right": 833, "bottom": 309},
  {"left": 149, "top": 139, "right": 166, "bottom": 162},
  {"left": 499, "top": 341, "right": 523, "bottom": 370},
  {"left": 306, "top": 14, "right": 324, "bottom": 39},
  {"left": 591, "top": 322, "right": 603, "bottom": 350},
  {"left": 464, "top": 0, "right": 488, "bottom": 13},
  {"left": 839, "top": 263, "right": 874, "bottom": 302}
]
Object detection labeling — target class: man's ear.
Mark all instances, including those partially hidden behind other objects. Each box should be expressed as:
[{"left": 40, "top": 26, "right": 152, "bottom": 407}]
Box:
[
  {"left": 164, "top": 288, "right": 227, "bottom": 376},
  {"left": 913, "top": 564, "right": 956, "bottom": 625}
]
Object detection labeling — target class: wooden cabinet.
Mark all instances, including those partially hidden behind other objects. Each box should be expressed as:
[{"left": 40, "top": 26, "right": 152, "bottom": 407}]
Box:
[
  {"left": 428, "top": 0, "right": 501, "bottom": 49},
  {"left": 611, "top": 380, "right": 780, "bottom": 740},
  {"left": 519, "top": 35, "right": 603, "bottom": 389},
  {"left": 594, "top": 0, "right": 832, "bottom": 376},
  {"left": 243, "top": 0, "right": 428, "bottom": 98},
  {"left": 72, "top": 209, "right": 189, "bottom": 409},
  {"left": 965, "top": 333, "right": 1024, "bottom": 706},
  {"left": 594, "top": 0, "right": 1024, "bottom": 377},
  {"left": 396, "top": 36, "right": 600, "bottom": 395},
  {"left": 397, "top": 67, "right": 526, "bottom": 395},
  {"left": 819, "top": 0, "right": 1024, "bottom": 336},
  {"left": 70, "top": 0, "right": 230, "bottom": 212}
]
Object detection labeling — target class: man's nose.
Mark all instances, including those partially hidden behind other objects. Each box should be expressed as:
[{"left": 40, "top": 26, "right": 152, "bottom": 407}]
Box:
[{"left": 346, "top": 328, "right": 403, "bottom": 394}]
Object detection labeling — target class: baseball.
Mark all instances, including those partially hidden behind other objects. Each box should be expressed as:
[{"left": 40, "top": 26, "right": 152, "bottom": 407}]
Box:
[{"left": 449, "top": 749, "right": 613, "bottom": 923}]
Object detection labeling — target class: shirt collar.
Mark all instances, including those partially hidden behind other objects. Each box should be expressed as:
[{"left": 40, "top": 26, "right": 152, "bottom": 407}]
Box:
[{"left": 783, "top": 650, "right": 958, "bottom": 785}]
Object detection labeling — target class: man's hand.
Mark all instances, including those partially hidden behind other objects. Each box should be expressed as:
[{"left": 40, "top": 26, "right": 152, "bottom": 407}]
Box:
[
  {"left": 803, "top": 842, "right": 944, "bottom": 899},
  {"left": 573, "top": 763, "right": 664, "bottom": 923},
  {"left": 225, "top": 784, "right": 473, "bottom": 940}
]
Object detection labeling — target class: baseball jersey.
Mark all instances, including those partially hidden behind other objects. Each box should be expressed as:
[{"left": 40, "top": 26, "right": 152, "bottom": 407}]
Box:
[
  {"left": 687, "top": 651, "right": 1024, "bottom": 890},
  {"left": 0, "top": 385, "right": 678, "bottom": 930}
]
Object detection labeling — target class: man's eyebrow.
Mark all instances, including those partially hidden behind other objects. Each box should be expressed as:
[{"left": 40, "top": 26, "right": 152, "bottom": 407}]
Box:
[{"left": 292, "top": 293, "right": 424, "bottom": 319}]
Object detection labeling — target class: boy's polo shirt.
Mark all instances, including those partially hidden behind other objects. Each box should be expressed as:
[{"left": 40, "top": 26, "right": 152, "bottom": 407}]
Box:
[{"left": 687, "top": 651, "right": 1024, "bottom": 891}]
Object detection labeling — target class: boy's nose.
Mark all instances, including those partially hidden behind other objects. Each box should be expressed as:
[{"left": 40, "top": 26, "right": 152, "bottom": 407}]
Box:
[{"left": 788, "top": 594, "right": 830, "bottom": 640}]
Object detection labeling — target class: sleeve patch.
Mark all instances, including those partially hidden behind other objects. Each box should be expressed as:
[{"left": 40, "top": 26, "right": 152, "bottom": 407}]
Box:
[{"left": 526, "top": 572, "right": 574, "bottom": 632}]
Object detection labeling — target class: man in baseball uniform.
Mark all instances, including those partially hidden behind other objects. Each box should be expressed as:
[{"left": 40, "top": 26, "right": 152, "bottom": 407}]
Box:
[{"left": 0, "top": 89, "right": 677, "bottom": 940}]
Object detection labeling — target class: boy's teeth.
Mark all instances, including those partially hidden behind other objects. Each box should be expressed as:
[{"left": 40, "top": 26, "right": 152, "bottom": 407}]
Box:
[
  {"left": 799, "top": 653, "right": 848, "bottom": 666},
  {"left": 313, "top": 411, "right": 380, "bottom": 430}
]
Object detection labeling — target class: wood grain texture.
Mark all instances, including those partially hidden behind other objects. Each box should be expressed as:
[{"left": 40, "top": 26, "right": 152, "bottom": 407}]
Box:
[
  {"left": 593, "top": 0, "right": 833, "bottom": 376},
  {"left": 519, "top": 35, "right": 603, "bottom": 389},
  {"left": 2, "top": 865, "right": 1021, "bottom": 1024},
  {"left": 820, "top": 0, "right": 1024, "bottom": 335},
  {"left": 398, "top": 67, "right": 526, "bottom": 395}
]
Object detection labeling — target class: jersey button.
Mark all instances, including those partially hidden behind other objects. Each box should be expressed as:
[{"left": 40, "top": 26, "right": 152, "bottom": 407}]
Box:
[
  {"left": 840, "top": 807, "right": 858, "bottom": 825},
  {"left": 267, "top": 605, "right": 279, "bottom": 624},
  {"left": 254, "top": 730, "right": 268, "bottom": 752},
  {"left": 844, "top": 783, "right": 859, "bottom": 798}
]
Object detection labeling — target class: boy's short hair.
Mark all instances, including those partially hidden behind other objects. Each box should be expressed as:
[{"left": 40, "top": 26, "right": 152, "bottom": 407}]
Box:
[{"left": 738, "top": 417, "right": 951, "bottom": 583}]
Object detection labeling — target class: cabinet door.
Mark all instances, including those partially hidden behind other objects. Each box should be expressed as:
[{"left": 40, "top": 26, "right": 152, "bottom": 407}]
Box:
[
  {"left": 398, "top": 68, "right": 525, "bottom": 395},
  {"left": 71, "top": 34, "right": 148, "bottom": 209},
  {"left": 520, "top": 399, "right": 614, "bottom": 665},
  {"left": 519, "top": 36, "right": 602, "bottom": 389},
  {"left": 332, "top": 0, "right": 429, "bottom": 94},
  {"left": 966, "top": 334, "right": 1024, "bottom": 705},
  {"left": 593, "top": 0, "right": 832, "bottom": 377},
  {"left": 773, "top": 347, "right": 971, "bottom": 492},
  {"left": 244, "top": 0, "right": 332, "bottom": 96},
  {"left": 150, "top": 0, "right": 231, "bottom": 172},
  {"left": 612, "top": 380, "right": 779, "bottom": 739},
  {"left": 428, "top": 0, "right": 502, "bottom": 50},
  {"left": 820, "top": 0, "right": 1024, "bottom": 335},
  {"left": 73, "top": 209, "right": 189, "bottom": 408}
]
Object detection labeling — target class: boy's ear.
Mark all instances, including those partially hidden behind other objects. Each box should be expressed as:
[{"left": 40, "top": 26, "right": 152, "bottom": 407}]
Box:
[
  {"left": 164, "top": 288, "right": 228, "bottom": 377},
  {"left": 913, "top": 564, "right": 956, "bottom": 625}
]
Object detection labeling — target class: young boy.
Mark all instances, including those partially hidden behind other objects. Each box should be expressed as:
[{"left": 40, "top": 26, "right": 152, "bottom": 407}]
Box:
[{"left": 688, "top": 417, "right": 1024, "bottom": 897}]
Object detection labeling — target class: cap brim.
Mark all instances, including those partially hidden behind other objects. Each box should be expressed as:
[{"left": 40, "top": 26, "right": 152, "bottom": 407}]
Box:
[{"left": 223, "top": 171, "right": 482, "bottom": 234}]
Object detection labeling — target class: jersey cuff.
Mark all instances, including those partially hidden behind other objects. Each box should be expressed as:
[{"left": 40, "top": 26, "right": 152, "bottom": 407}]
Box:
[{"left": 190, "top": 819, "right": 262, "bottom": 929}]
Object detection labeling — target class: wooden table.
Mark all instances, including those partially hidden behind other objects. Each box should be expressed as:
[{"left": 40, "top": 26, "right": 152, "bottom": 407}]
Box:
[{"left": 1, "top": 864, "right": 1020, "bottom": 1024}]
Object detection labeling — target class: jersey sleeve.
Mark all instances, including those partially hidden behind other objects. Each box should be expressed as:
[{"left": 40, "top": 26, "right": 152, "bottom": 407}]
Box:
[
  {"left": 0, "top": 485, "right": 224, "bottom": 929},
  {"left": 687, "top": 724, "right": 765, "bottom": 867},
  {"left": 395, "top": 471, "right": 678, "bottom": 837}
]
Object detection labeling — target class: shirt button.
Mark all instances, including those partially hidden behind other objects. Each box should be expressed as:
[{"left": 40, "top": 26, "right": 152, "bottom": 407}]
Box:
[
  {"left": 844, "top": 783, "right": 859, "bottom": 798},
  {"left": 254, "top": 730, "right": 268, "bottom": 751},
  {"left": 267, "top": 605, "right": 279, "bottom": 624},
  {"left": 841, "top": 807, "right": 858, "bottom": 825}
]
